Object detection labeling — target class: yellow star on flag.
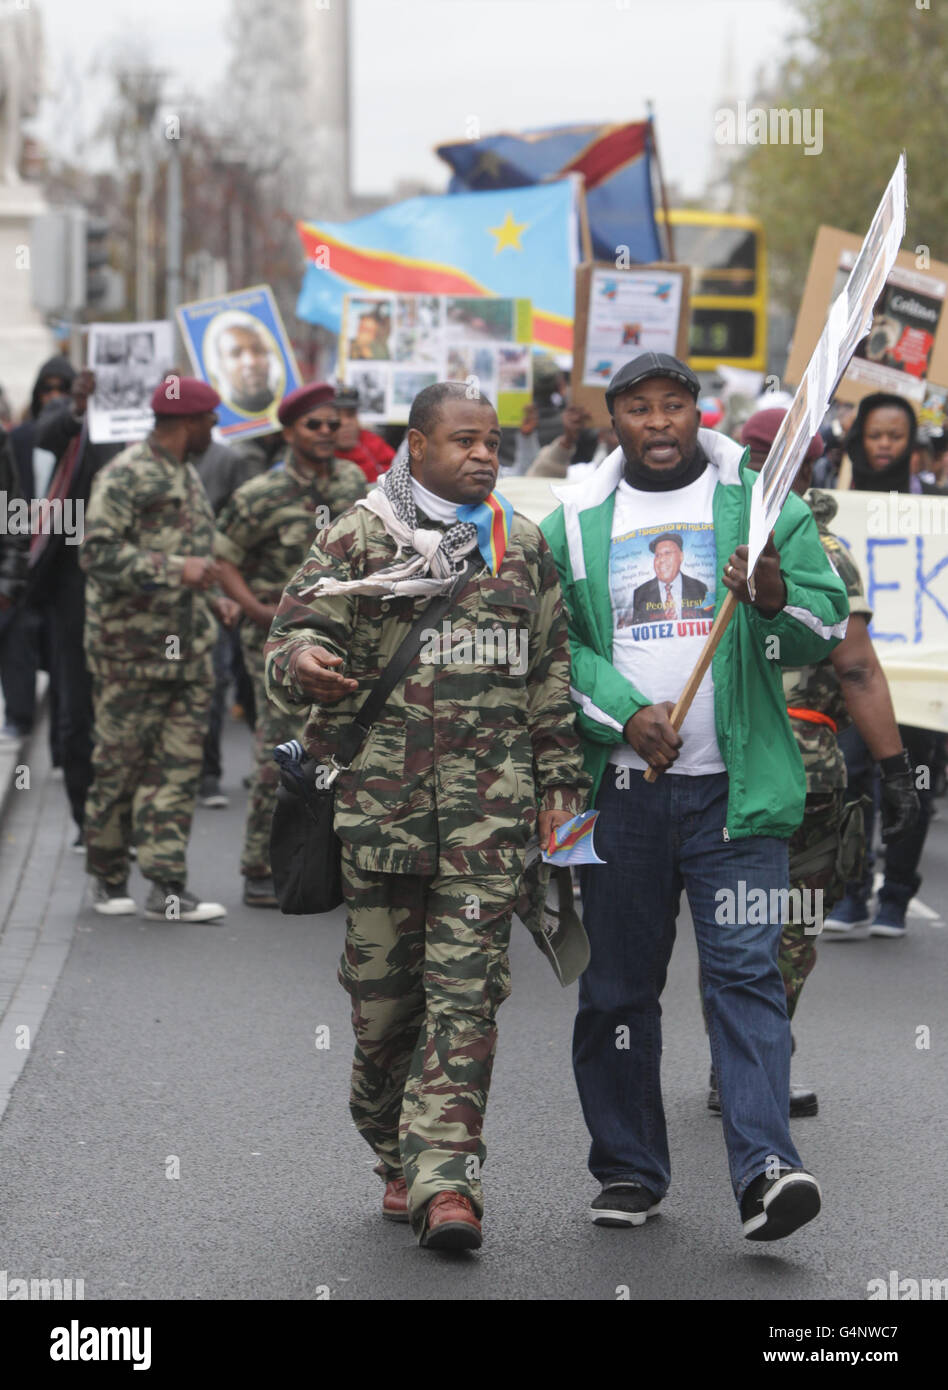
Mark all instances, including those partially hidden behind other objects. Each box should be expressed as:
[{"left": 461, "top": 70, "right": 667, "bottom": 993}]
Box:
[{"left": 488, "top": 209, "right": 529, "bottom": 254}]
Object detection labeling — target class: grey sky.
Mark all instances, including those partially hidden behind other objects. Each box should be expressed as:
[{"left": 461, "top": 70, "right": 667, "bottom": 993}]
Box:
[{"left": 33, "top": 0, "right": 797, "bottom": 199}]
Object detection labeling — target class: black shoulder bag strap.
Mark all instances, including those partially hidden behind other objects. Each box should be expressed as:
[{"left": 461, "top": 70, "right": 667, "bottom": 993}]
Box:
[{"left": 325, "top": 557, "right": 478, "bottom": 784}]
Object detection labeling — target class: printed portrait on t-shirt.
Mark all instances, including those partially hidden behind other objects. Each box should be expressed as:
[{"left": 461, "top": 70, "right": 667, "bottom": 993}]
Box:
[{"left": 611, "top": 523, "right": 717, "bottom": 634}]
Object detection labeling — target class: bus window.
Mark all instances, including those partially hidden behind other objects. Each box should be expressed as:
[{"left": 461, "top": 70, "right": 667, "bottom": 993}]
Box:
[
  {"left": 670, "top": 224, "right": 758, "bottom": 298},
  {"left": 689, "top": 308, "right": 757, "bottom": 359}
]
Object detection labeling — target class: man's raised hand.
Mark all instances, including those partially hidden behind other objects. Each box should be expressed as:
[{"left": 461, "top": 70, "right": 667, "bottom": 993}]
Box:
[{"left": 722, "top": 533, "right": 787, "bottom": 618}]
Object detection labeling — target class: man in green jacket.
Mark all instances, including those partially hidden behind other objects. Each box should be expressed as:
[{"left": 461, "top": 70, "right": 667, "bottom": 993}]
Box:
[{"left": 541, "top": 352, "right": 849, "bottom": 1242}]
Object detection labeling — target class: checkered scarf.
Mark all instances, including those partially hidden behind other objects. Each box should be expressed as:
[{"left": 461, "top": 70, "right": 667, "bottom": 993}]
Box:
[
  {"left": 296, "top": 454, "right": 480, "bottom": 602},
  {"left": 382, "top": 454, "right": 478, "bottom": 569}
]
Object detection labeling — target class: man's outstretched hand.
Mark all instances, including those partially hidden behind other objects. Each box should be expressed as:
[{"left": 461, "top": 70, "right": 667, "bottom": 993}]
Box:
[
  {"left": 624, "top": 701, "right": 681, "bottom": 775},
  {"left": 294, "top": 646, "right": 359, "bottom": 704}
]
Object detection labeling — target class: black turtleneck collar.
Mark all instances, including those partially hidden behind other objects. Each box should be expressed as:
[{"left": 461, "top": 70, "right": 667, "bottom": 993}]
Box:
[{"left": 623, "top": 442, "right": 709, "bottom": 492}]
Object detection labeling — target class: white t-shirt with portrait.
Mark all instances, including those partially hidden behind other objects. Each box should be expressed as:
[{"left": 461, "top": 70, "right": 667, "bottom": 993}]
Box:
[{"left": 608, "top": 470, "right": 726, "bottom": 776}]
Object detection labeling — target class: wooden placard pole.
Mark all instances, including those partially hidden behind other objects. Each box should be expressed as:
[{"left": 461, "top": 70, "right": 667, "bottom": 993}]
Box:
[{"left": 642, "top": 591, "right": 737, "bottom": 783}]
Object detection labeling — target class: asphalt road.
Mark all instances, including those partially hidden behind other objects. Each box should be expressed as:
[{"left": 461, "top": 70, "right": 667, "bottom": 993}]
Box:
[{"left": 0, "top": 716, "right": 945, "bottom": 1301}]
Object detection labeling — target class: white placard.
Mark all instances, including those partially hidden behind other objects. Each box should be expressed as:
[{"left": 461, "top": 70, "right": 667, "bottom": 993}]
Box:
[
  {"left": 581, "top": 268, "right": 685, "bottom": 389},
  {"left": 746, "top": 155, "right": 908, "bottom": 590},
  {"left": 86, "top": 321, "right": 176, "bottom": 445}
]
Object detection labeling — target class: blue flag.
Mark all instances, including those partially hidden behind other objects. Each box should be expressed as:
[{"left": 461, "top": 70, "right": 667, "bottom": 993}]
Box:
[
  {"left": 296, "top": 181, "right": 577, "bottom": 354},
  {"left": 437, "top": 120, "right": 662, "bottom": 265}
]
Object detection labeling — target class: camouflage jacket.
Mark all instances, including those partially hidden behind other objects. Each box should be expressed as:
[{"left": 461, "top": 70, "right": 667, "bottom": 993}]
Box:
[
  {"left": 79, "top": 437, "right": 217, "bottom": 683},
  {"left": 213, "top": 451, "right": 366, "bottom": 609},
  {"left": 782, "top": 490, "right": 873, "bottom": 793},
  {"left": 265, "top": 504, "right": 590, "bottom": 876}
]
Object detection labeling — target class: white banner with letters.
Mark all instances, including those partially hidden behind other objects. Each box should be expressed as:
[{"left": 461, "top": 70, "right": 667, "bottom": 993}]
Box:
[{"left": 504, "top": 476, "right": 948, "bottom": 733}]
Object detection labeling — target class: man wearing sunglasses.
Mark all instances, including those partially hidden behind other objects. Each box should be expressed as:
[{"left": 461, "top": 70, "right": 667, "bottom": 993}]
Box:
[{"left": 214, "top": 383, "right": 366, "bottom": 906}]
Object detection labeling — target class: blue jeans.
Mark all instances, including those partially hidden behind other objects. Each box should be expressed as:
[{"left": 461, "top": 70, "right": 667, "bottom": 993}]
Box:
[{"left": 575, "top": 769, "right": 803, "bottom": 1203}]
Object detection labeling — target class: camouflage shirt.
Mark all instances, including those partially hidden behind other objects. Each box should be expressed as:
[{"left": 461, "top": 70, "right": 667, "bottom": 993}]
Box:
[
  {"left": 782, "top": 489, "right": 873, "bottom": 792},
  {"left": 213, "top": 450, "right": 367, "bottom": 607},
  {"left": 80, "top": 436, "right": 218, "bottom": 683},
  {"left": 265, "top": 504, "right": 590, "bottom": 877}
]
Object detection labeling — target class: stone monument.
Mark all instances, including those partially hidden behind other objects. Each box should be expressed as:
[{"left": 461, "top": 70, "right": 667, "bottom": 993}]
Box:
[{"left": 0, "top": 4, "right": 57, "bottom": 416}]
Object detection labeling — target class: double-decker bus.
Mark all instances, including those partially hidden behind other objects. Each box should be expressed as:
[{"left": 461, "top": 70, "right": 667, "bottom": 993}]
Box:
[{"left": 656, "top": 209, "right": 767, "bottom": 375}]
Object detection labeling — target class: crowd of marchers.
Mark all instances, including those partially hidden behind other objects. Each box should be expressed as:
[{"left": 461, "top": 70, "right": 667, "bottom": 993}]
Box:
[{"left": 0, "top": 350, "right": 941, "bottom": 1253}]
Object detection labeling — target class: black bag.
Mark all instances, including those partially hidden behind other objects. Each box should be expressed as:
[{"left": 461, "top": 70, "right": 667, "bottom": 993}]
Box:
[
  {"left": 269, "top": 561, "right": 476, "bottom": 915},
  {"left": 271, "top": 754, "right": 343, "bottom": 914}
]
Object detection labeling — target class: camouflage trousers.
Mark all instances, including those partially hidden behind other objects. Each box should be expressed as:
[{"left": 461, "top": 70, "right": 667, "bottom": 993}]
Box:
[
  {"left": 338, "top": 849, "right": 517, "bottom": 1239},
  {"left": 780, "top": 788, "right": 852, "bottom": 1018},
  {"left": 85, "top": 675, "right": 212, "bottom": 886},
  {"left": 240, "top": 635, "right": 305, "bottom": 878}
]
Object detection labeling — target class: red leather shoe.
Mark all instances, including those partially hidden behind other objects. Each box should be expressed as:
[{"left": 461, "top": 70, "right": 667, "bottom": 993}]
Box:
[
  {"left": 382, "top": 1176, "right": 409, "bottom": 1223},
  {"left": 420, "top": 1191, "right": 482, "bottom": 1250}
]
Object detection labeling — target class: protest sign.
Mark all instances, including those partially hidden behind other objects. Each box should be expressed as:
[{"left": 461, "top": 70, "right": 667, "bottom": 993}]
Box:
[
  {"left": 787, "top": 226, "right": 948, "bottom": 427},
  {"left": 746, "top": 155, "right": 907, "bottom": 585},
  {"left": 830, "top": 488, "right": 948, "bottom": 732},
  {"left": 570, "top": 262, "right": 691, "bottom": 427},
  {"left": 86, "top": 321, "right": 175, "bottom": 445},
  {"left": 176, "top": 285, "right": 302, "bottom": 441},
  {"left": 502, "top": 474, "right": 948, "bottom": 734},
  {"left": 337, "top": 292, "right": 533, "bottom": 427}
]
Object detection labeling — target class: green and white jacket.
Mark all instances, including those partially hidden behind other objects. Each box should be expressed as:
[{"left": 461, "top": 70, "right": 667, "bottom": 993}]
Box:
[{"left": 540, "top": 429, "right": 850, "bottom": 841}]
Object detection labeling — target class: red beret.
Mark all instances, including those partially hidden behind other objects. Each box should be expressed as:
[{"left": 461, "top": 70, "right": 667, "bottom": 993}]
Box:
[
  {"left": 278, "top": 381, "right": 335, "bottom": 426},
  {"left": 741, "top": 407, "right": 824, "bottom": 465},
  {"left": 150, "top": 376, "right": 221, "bottom": 416}
]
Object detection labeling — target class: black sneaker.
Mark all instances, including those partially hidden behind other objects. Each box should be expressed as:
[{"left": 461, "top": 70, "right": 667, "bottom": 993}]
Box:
[
  {"left": 590, "top": 1182, "right": 661, "bottom": 1227},
  {"left": 741, "top": 1169, "right": 821, "bottom": 1241},
  {"left": 144, "top": 881, "right": 226, "bottom": 923},
  {"left": 788, "top": 1083, "right": 818, "bottom": 1117},
  {"left": 90, "top": 878, "right": 136, "bottom": 916},
  {"left": 708, "top": 1069, "right": 818, "bottom": 1118},
  {"left": 243, "top": 875, "right": 279, "bottom": 908}
]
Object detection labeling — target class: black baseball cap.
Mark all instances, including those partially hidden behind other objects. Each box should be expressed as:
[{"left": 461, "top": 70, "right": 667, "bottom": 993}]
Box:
[
  {"left": 605, "top": 352, "right": 701, "bottom": 415},
  {"left": 334, "top": 384, "right": 360, "bottom": 410}
]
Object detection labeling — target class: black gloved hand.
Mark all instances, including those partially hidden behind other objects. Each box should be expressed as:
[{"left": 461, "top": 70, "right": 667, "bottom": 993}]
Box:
[{"left": 879, "top": 749, "right": 921, "bottom": 844}]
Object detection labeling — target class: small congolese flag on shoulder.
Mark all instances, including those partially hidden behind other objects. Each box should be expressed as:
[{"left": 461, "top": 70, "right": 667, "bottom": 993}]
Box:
[{"left": 457, "top": 491, "right": 513, "bottom": 576}]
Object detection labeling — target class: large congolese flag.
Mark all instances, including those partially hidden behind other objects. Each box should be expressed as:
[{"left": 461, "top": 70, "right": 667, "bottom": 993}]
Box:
[
  {"left": 436, "top": 120, "right": 662, "bottom": 266},
  {"left": 296, "top": 180, "right": 578, "bottom": 354}
]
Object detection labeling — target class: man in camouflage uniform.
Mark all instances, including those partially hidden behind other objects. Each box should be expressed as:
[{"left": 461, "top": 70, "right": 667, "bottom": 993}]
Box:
[
  {"left": 80, "top": 377, "right": 240, "bottom": 923},
  {"left": 714, "top": 410, "right": 920, "bottom": 1115},
  {"left": 214, "top": 382, "right": 366, "bottom": 906},
  {"left": 265, "top": 382, "right": 588, "bottom": 1250},
  {"left": 780, "top": 488, "right": 874, "bottom": 1025}
]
